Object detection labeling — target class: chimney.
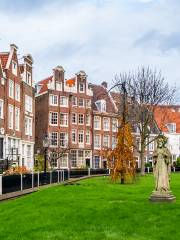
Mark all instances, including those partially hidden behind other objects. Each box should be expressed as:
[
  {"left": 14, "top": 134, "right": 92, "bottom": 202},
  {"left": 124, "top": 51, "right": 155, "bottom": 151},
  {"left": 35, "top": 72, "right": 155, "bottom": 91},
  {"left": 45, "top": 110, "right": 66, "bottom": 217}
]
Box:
[
  {"left": 101, "top": 81, "right": 108, "bottom": 89},
  {"left": 10, "top": 43, "right": 18, "bottom": 52}
]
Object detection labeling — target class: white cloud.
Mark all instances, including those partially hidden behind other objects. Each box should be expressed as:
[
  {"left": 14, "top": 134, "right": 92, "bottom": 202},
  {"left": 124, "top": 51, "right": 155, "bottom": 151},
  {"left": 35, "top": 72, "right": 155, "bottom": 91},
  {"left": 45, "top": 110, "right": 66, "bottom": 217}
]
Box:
[{"left": 0, "top": 0, "right": 179, "bottom": 90}]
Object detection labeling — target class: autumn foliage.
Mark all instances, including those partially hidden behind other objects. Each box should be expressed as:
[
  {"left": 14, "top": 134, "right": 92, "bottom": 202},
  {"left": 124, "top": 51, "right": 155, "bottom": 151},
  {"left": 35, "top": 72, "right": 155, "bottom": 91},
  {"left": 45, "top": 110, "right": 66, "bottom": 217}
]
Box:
[
  {"left": 4, "top": 166, "right": 29, "bottom": 175},
  {"left": 106, "top": 122, "right": 136, "bottom": 183}
]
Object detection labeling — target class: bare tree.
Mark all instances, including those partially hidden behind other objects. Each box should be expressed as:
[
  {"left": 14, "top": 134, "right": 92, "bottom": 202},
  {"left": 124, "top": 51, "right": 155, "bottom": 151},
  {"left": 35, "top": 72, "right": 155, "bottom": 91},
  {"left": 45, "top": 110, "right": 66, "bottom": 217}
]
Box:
[{"left": 113, "top": 66, "right": 176, "bottom": 175}]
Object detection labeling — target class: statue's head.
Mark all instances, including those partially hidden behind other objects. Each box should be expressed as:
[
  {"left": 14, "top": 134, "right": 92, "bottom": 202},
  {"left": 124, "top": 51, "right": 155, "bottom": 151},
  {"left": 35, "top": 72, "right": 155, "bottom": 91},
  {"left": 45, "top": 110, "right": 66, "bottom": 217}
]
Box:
[{"left": 157, "top": 135, "right": 167, "bottom": 148}]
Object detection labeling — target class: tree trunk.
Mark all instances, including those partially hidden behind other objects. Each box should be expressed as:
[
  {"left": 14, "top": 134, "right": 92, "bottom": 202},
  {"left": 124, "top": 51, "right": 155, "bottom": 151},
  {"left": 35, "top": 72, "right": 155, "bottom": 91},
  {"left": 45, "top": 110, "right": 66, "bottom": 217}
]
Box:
[{"left": 140, "top": 151, "right": 145, "bottom": 176}]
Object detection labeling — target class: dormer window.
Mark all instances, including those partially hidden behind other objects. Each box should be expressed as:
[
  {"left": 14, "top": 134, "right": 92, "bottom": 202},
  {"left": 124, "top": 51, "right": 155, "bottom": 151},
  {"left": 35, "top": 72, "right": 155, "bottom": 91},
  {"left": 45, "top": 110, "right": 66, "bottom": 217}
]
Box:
[
  {"left": 79, "top": 83, "right": 85, "bottom": 93},
  {"left": 12, "top": 61, "right": 17, "bottom": 76},
  {"left": 95, "top": 100, "right": 106, "bottom": 112},
  {"left": 166, "top": 123, "right": 176, "bottom": 133}
]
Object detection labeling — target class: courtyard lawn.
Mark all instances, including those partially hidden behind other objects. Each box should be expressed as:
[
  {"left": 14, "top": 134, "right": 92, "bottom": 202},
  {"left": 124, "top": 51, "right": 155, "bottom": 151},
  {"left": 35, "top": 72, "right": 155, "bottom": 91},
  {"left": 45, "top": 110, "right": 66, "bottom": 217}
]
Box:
[{"left": 0, "top": 174, "right": 180, "bottom": 240}]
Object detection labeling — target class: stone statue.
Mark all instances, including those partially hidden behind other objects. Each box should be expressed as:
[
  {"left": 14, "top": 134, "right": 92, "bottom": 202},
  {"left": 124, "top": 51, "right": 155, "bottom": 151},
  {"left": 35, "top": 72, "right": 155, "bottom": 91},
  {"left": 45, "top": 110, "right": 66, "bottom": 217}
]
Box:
[{"left": 149, "top": 135, "right": 176, "bottom": 202}]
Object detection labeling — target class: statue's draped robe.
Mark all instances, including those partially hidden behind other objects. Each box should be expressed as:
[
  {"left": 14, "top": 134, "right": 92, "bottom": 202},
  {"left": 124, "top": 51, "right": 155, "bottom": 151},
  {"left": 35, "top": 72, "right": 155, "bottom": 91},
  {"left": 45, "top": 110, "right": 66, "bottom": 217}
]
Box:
[{"left": 153, "top": 148, "right": 171, "bottom": 192}]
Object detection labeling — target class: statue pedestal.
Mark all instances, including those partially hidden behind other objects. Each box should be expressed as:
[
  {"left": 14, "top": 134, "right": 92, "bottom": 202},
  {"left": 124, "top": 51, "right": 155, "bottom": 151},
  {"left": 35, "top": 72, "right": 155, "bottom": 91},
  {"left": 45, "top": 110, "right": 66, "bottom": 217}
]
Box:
[{"left": 149, "top": 191, "right": 176, "bottom": 203}]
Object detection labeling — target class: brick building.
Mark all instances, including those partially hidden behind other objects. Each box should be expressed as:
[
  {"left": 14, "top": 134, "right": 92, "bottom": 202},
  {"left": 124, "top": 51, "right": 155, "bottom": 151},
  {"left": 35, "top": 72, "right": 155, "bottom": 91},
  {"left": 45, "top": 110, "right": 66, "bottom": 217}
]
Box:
[
  {"left": 35, "top": 67, "right": 93, "bottom": 168},
  {"left": 0, "top": 44, "right": 35, "bottom": 169}
]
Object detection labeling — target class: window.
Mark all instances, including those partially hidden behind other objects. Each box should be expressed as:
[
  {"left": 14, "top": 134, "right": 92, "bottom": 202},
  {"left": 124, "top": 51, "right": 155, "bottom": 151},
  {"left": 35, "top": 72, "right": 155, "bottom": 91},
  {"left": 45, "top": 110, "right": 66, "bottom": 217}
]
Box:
[
  {"left": 49, "top": 95, "right": 58, "bottom": 106},
  {"left": 60, "top": 96, "right": 68, "bottom": 107},
  {"left": 103, "top": 118, "right": 110, "bottom": 131},
  {"left": 60, "top": 113, "right": 68, "bottom": 126},
  {"left": 72, "top": 96, "right": 77, "bottom": 106},
  {"left": 0, "top": 100, "right": 3, "bottom": 119},
  {"left": 148, "top": 139, "right": 154, "bottom": 152},
  {"left": 78, "top": 98, "right": 84, "bottom": 107},
  {"left": 86, "top": 131, "right": 90, "bottom": 144},
  {"left": 79, "top": 83, "right": 85, "bottom": 92},
  {"left": 86, "top": 114, "right": 90, "bottom": 126},
  {"left": 86, "top": 99, "right": 91, "bottom": 108},
  {"left": 72, "top": 129, "right": 77, "bottom": 143},
  {"left": 94, "top": 156, "right": 100, "bottom": 168},
  {"left": 112, "top": 136, "right": 117, "bottom": 148},
  {"left": 49, "top": 112, "right": 58, "bottom": 126},
  {"left": 112, "top": 118, "right": 118, "bottom": 132},
  {"left": 95, "top": 100, "right": 106, "bottom": 112},
  {"left": 27, "top": 72, "right": 32, "bottom": 85},
  {"left": 25, "top": 117, "right": 32, "bottom": 136},
  {"left": 78, "top": 150, "right": 84, "bottom": 167},
  {"left": 166, "top": 123, "right": 176, "bottom": 133},
  {"left": 50, "top": 152, "right": 58, "bottom": 168},
  {"left": 25, "top": 95, "right": 32, "bottom": 113},
  {"left": 15, "top": 84, "right": 20, "bottom": 101},
  {"left": 71, "top": 150, "right": 77, "bottom": 167},
  {"left": 12, "top": 61, "right": 17, "bottom": 75},
  {"left": 78, "top": 114, "right": 84, "bottom": 124},
  {"left": 9, "top": 80, "right": 14, "bottom": 98},
  {"left": 60, "top": 132, "right": 68, "bottom": 147},
  {"left": 60, "top": 154, "right": 68, "bottom": 168},
  {"left": 78, "top": 130, "right": 84, "bottom": 143},
  {"left": 72, "top": 113, "right": 77, "bottom": 124},
  {"left": 27, "top": 145, "right": 31, "bottom": 162},
  {"left": 50, "top": 132, "right": 58, "bottom": 146},
  {"left": 15, "top": 107, "right": 20, "bottom": 131},
  {"left": 94, "top": 116, "right": 101, "bottom": 130},
  {"left": 103, "top": 135, "right": 109, "bottom": 148},
  {"left": 94, "top": 135, "right": 101, "bottom": 149},
  {"left": 8, "top": 105, "right": 14, "bottom": 129}
]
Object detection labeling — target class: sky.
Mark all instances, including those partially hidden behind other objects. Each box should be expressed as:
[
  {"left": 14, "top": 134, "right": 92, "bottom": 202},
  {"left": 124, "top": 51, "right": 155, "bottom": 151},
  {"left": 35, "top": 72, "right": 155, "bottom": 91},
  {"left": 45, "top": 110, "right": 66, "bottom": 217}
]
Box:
[{"left": 0, "top": 0, "right": 180, "bottom": 90}]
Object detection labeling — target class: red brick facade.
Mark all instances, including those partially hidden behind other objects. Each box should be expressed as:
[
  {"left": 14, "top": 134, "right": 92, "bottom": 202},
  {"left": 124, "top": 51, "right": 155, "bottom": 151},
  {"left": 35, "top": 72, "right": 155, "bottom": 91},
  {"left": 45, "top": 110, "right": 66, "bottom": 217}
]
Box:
[{"left": 0, "top": 44, "right": 35, "bottom": 169}]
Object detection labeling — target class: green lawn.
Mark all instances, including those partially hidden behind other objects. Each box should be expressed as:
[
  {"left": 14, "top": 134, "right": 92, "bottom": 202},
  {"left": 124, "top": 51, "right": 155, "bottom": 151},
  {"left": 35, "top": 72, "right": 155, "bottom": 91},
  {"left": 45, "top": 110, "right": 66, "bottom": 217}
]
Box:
[{"left": 0, "top": 174, "right": 180, "bottom": 240}]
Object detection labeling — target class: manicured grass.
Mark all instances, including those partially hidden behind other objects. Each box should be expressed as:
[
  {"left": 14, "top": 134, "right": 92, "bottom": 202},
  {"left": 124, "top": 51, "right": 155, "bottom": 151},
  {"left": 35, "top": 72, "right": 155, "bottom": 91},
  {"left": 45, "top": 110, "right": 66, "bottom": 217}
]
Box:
[{"left": 0, "top": 174, "right": 180, "bottom": 240}]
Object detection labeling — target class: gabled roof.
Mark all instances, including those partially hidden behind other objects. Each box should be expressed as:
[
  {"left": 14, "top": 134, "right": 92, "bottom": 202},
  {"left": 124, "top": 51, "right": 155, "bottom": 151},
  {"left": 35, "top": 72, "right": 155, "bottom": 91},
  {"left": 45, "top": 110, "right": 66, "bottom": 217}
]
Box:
[
  {"left": 37, "top": 76, "right": 53, "bottom": 94},
  {"left": 91, "top": 84, "right": 117, "bottom": 114},
  {"left": 0, "top": 52, "right": 9, "bottom": 69},
  {"left": 154, "top": 105, "right": 180, "bottom": 133}
]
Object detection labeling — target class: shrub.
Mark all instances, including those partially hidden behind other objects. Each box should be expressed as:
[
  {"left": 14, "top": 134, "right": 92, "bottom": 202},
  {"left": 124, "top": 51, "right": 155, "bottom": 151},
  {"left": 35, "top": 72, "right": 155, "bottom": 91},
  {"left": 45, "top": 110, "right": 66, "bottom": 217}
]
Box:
[{"left": 4, "top": 166, "right": 29, "bottom": 175}]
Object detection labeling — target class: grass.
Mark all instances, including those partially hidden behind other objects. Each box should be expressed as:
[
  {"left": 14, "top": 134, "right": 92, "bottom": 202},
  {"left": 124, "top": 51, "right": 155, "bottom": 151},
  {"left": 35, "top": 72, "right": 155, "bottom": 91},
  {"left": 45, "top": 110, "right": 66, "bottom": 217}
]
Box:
[{"left": 0, "top": 174, "right": 180, "bottom": 240}]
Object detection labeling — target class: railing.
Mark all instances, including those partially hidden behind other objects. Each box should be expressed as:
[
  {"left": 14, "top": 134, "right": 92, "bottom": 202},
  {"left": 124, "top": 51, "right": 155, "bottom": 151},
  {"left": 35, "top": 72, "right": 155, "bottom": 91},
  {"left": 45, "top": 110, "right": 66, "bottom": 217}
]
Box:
[
  {"left": 0, "top": 170, "right": 68, "bottom": 195},
  {"left": 69, "top": 168, "right": 110, "bottom": 178}
]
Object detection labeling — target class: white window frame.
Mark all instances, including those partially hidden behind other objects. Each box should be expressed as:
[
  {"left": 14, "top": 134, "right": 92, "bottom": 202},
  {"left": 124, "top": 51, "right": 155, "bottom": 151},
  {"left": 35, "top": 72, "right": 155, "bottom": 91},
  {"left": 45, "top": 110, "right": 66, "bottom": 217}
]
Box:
[
  {"left": 78, "top": 98, "right": 84, "bottom": 107},
  {"left": 15, "top": 83, "right": 20, "bottom": 102},
  {"left": 60, "top": 96, "right": 68, "bottom": 107},
  {"left": 79, "top": 83, "right": 85, "bottom": 93},
  {"left": 103, "top": 135, "right": 109, "bottom": 148},
  {"left": 49, "top": 112, "right": 58, "bottom": 126},
  {"left": 9, "top": 80, "right": 14, "bottom": 99},
  {"left": 12, "top": 61, "right": 17, "bottom": 76},
  {"left": 25, "top": 95, "right": 33, "bottom": 113},
  {"left": 60, "top": 132, "right": 68, "bottom": 148},
  {"left": 71, "top": 129, "right": 77, "bottom": 144},
  {"left": 60, "top": 113, "right": 68, "bottom": 127},
  {"left": 15, "top": 107, "right": 20, "bottom": 131},
  {"left": 8, "top": 104, "right": 14, "bottom": 129},
  {"left": 94, "top": 116, "right": 101, "bottom": 130},
  {"left": 94, "top": 134, "right": 101, "bottom": 149},
  {"left": 78, "top": 114, "right": 84, "bottom": 125},
  {"left": 86, "top": 114, "right": 90, "bottom": 126},
  {"left": 72, "top": 113, "right": 77, "bottom": 124},
  {"left": 86, "top": 131, "right": 90, "bottom": 144},
  {"left": 25, "top": 117, "right": 32, "bottom": 136},
  {"left": 50, "top": 132, "right": 58, "bottom": 147},
  {"left": 112, "top": 118, "right": 118, "bottom": 132},
  {"left": 103, "top": 117, "right": 110, "bottom": 131},
  {"left": 49, "top": 94, "right": 58, "bottom": 106},
  {"left": 78, "top": 130, "right": 84, "bottom": 143}
]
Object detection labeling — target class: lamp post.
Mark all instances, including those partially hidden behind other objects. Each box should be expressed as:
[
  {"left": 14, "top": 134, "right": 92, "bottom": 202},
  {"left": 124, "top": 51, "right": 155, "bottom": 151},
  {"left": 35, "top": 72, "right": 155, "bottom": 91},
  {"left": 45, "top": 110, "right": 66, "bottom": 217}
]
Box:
[{"left": 43, "top": 135, "right": 49, "bottom": 173}]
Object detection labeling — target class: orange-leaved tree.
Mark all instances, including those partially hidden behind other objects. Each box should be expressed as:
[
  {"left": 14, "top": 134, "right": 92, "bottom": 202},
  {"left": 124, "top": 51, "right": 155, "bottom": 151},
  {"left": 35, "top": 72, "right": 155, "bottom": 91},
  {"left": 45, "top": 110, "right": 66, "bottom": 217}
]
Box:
[{"left": 106, "top": 120, "right": 136, "bottom": 184}]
